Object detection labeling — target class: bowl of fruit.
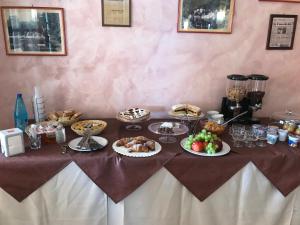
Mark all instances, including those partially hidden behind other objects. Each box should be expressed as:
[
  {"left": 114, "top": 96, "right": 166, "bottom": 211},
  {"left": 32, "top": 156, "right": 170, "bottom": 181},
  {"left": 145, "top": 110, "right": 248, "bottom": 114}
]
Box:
[{"left": 180, "top": 129, "right": 230, "bottom": 156}]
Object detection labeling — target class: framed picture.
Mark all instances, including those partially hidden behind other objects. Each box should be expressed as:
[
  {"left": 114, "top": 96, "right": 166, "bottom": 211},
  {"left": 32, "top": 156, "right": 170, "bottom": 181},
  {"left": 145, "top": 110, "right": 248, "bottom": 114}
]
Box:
[
  {"left": 1, "top": 6, "right": 67, "bottom": 56},
  {"left": 266, "top": 14, "right": 298, "bottom": 50},
  {"left": 260, "top": 0, "right": 300, "bottom": 2},
  {"left": 177, "top": 0, "right": 235, "bottom": 33},
  {"left": 101, "top": 0, "right": 131, "bottom": 27}
]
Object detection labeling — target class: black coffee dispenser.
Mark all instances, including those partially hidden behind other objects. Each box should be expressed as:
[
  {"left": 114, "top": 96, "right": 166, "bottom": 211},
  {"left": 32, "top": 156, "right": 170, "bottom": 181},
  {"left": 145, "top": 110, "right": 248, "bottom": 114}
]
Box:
[{"left": 221, "top": 74, "right": 269, "bottom": 124}]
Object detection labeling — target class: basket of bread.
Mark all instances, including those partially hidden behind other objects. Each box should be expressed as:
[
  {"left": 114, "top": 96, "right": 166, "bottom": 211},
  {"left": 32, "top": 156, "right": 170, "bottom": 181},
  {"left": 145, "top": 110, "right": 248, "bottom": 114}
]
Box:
[
  {"left": 48, "top": 110, "right": 82, "bottom": 126},
  {"left": 71, "top": 120, "right": 107, "bottom": 136}
]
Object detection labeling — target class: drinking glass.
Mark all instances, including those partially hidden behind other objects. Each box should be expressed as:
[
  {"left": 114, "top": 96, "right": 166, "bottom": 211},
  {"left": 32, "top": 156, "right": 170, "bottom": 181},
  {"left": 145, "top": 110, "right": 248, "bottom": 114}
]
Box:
[
  {"left": 55, "top": 127, "right": 67, "bottom": 153},
  {"left": 29, "top": 134, "right": 41, "bottom": 150},
  {"left": 229, "top": 124, "right": 245, "bottom": 148},
  {"left": 244, "top": 129, "right": 256, "bottom": 148},
  {"left": 255, "top": 126, "right": 267, "bottom": 147}
]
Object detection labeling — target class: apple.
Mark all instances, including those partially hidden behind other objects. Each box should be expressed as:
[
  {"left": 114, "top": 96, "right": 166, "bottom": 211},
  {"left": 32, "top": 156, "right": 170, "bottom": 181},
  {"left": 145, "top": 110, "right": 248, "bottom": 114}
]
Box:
[{"left": 191, "top": 141, "right": 204, "bottom": 152}]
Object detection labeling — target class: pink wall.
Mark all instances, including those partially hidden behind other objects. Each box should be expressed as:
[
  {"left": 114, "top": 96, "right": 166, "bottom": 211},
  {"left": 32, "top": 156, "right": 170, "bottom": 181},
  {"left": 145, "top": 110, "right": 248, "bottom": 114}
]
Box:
[{"left": 0, "top": 0, "right": 300, "bottom": 129}]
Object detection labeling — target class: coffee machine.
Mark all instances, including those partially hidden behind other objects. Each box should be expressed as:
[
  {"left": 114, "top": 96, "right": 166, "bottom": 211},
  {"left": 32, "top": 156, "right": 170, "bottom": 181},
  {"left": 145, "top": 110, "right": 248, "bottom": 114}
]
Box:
[{"left": 221, "top": 74, "right": 269, "bottom": 124}]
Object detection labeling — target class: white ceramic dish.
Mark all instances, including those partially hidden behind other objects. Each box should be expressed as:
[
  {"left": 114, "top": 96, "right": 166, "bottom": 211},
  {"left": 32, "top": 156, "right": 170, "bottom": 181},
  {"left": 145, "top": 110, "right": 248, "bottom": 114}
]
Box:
[
  {"left": 68, "top": 136, "right": 108, "bottom": 152},
  {"left": 180, "top": 138, "right": 230, "bottom": 157},
  {"left": 112, "top": 140, "right": 162, "bottom": 157}
]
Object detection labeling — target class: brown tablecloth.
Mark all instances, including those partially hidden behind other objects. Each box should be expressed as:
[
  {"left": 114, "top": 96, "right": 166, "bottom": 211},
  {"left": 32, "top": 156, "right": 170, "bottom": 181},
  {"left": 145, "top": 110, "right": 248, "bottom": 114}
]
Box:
[
  {"left": 1, "top": 118, "right": 300, "bottom": 203},
  {"left": 70, "top": 119, "right": 181, "bottom": 203},
  {"left": 0, "top": 146, "right": 72, "bottom": 201}
]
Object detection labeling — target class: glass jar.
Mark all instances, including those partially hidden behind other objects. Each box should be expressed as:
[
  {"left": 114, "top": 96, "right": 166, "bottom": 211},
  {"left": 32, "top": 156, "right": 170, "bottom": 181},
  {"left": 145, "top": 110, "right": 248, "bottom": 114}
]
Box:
[
  {"left": 295, "top": 125, "right": 300, "bottom": 135},
  {"left": 283, "top": 121, "right": 296, "bottom": 133}
]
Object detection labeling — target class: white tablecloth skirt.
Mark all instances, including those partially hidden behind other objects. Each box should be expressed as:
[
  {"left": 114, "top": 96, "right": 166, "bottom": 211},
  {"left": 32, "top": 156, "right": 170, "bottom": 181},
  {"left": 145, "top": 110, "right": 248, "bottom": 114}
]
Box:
[{"left": 0, "top": 162, "right": 299, "bottom": 225}]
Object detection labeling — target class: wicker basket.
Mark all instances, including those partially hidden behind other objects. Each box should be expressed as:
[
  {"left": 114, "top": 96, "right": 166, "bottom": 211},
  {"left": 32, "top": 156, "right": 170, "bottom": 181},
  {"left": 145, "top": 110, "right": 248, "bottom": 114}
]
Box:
[{"left": 71, "top": 120, "right": 107, "bottom": 136}]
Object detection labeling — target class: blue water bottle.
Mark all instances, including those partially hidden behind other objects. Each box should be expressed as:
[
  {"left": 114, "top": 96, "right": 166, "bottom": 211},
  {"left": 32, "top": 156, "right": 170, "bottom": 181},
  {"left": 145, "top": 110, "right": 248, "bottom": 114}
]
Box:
[{"left": 14, "top": 93, "right": 28, "bottom": 131}]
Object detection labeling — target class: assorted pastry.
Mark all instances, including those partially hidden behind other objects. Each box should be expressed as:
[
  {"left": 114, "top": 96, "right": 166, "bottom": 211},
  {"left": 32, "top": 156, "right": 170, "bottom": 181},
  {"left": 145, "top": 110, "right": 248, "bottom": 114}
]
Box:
[
  {"left": 48, "top": 110, "right": 82, "bottom": 126},
  {"left": 184, "top": 129, "right": 223, "bottom": 155},
  {"left": 170, "top": 104, "right": 202, "bottom": 117},
  {"left": 117, "top": 108, "right": 150, "bottom": 122},
  {"left": 116, "top": 136, "right": 156, "bottom": 153}
]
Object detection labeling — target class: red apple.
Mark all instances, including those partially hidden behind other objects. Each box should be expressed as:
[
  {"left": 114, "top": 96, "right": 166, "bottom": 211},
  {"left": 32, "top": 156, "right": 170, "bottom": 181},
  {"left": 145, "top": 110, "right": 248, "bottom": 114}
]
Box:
[{"left": 191, "top": 141, "right": 204, "bottom": 152}]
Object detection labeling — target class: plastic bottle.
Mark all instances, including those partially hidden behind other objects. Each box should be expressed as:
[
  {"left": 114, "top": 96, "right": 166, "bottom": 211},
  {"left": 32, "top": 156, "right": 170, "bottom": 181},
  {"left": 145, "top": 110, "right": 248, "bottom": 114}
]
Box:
[
  {"left": 14, "top": 93, "right": 28, "bottom": 131},
  {"left": 32, "top": 86, "right": 46, "bottom": 123}
]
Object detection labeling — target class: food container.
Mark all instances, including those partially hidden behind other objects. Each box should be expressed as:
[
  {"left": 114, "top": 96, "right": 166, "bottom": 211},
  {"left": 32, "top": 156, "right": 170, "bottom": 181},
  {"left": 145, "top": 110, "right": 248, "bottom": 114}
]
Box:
[
  {"left": 226, "top": 75, "right": 248, "bottom": 103},
  {"left": 247, "top": 74, "right": 268, "bottom": 108},
  {"left": 288, "top": 135, "right": 299, "bottom": 148},
  {"left": 295, "top": 125, "right": 300, "bottom": 135},
  {"left": 283, "top": 121, "right": 296, "bottom": 133},
  {"left": 267, "top": 133, "right": 278, "bottom": 145},
  {"left": 278, "top": 129, "right": 288, "bottom": 142},
  {"left": 271, "top": 111, "right": 300, "bottom": 132}
]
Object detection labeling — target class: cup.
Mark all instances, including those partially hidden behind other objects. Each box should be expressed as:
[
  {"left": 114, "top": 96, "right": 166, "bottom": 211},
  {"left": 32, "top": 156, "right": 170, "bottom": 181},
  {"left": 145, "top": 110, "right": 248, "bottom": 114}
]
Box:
[
  {"left": 278, "top": 129, "right": 288, "bottom": 142},
  {"left": 267, "top": 133, "right": 278, "bottom": 145},
  {"left": 55, "top": 127, "right": 66, "bottom": 144},
  {"left": 29, "top": 134, "right": 41, "bottom": 150},
  {"left": 288, "top": 135, "right": 299, "bottom": 148},
  {"left": 207, "top": 111, "right": 219, "bottom": 120},
  {"left": 255, "top": 126, "right": 267, "bottom": 147},
  {"left": 211, "top": 114, "right": 224, "bottom": 125},
  {"left": 252, "top": 124, "right": 262, "bottom": 135}
]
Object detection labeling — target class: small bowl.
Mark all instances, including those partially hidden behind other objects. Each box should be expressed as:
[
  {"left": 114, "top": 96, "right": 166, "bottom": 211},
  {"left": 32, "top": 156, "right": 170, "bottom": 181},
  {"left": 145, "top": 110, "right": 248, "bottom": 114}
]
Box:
[
  {"left": 71, "top": 120, "right": 107, "bottom": 136},
  {"left": 203, "top": 121, "right": 226, "bottom": 136}
]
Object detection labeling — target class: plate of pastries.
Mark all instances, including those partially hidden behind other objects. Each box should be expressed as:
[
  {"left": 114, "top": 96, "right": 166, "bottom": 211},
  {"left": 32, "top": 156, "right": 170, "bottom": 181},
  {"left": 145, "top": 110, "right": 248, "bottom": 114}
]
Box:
[
  {"left": 48, "top": 110, "right": 82, "bottom": 126},
  {"left": 112, "top": 136, "right": 161, "bottom": 157},
  {"left": 169, "top": 104, "right": 204, "bottom": 120},
  {"left": 117, "top": 108, "right": 150, "bottom": 123}
]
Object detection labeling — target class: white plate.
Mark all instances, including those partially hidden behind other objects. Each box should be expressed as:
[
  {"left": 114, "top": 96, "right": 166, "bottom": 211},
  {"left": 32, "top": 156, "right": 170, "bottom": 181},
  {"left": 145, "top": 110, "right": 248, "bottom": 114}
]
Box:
[
  {"left": 68, "top": 136, "right": 108, "bottom": 152},
  {"left": 112, "top": 140, "right": 162, "bottom": 157},
  {"left": 180, "top": 138, "right": 230, "bottom": 157}
]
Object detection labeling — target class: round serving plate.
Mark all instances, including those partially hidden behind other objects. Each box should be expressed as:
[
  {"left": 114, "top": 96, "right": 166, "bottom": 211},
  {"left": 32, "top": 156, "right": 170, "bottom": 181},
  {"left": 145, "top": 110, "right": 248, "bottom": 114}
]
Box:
[
  {"left": 116, "top": 113, "right": 150, "bottom": 131},
  {"left": 148, "top": 122, "right": 189, "bottom": 144},
  {"left": 68, "top": 136, "right": 108, "bottom": 152},
  {"left": 112, "top": 140, "right": 162, "bottom": 157},
  {"left": 180, "top": 137, "right": 230, "bottom": 157}
]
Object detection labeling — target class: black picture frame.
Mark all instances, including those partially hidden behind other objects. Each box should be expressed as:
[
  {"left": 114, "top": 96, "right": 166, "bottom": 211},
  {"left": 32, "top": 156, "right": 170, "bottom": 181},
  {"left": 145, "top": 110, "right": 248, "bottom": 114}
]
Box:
[
  {"left": 101, "top": 0, "right": 131, "bottom": 27},
  {"left": 266, "top": 14, "right": 298, "bottom": 50}
]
